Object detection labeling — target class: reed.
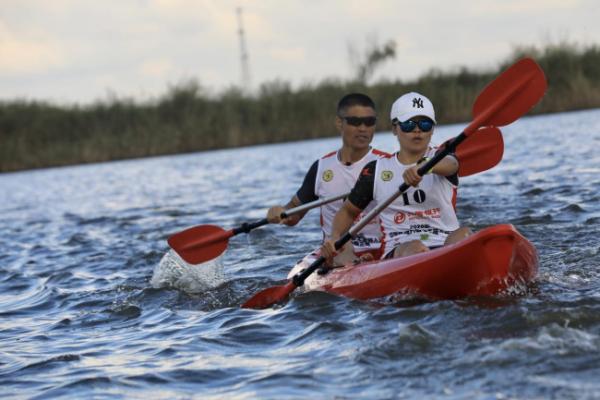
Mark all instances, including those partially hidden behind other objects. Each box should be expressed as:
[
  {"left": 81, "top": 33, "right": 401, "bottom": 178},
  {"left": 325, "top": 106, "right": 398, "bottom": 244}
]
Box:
[{"left": 1, "top": 42, "right": 599, "bottom": 172}]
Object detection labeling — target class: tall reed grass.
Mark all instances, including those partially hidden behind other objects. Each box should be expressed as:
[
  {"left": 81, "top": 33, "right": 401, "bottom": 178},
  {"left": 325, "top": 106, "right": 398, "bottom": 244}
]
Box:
[{"left": 1, "top": 42, "right": 599, "bottom": 172}]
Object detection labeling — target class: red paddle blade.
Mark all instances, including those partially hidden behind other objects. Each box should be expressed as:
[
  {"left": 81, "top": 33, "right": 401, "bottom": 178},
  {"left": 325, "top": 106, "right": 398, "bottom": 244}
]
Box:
[
  {"left": 471, "top": 58, "right": 547, "bottom": 130},
  {"left": 241, "top": 281, "right": 296, "bottom": 309},
  {"left": 167, "top": 224, "right": 232, "bottom": 264},
  {"left": 456, "top": 126, "right": 503, "bottom": 177}
]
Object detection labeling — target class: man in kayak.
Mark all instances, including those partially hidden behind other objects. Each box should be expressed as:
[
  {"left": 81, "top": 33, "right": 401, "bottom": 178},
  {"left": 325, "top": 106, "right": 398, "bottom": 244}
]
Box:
[
  {"left": 320, "top": 92, "right": 471, "bottom": 262},
  {"left": 266, "top": 93, "right": 390, "bottom": 262}
]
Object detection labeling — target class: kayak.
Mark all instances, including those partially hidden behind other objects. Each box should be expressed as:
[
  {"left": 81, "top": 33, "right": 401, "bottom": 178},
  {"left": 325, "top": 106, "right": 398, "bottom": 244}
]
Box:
[{"left": 287, "top": 224, "right": 538, "bottom": 301}]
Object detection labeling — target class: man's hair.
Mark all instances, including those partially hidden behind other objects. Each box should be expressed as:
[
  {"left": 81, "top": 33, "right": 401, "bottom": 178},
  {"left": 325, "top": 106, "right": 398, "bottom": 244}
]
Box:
[{"left": 337, "top": 93, "right": 376, "bottom": 116}]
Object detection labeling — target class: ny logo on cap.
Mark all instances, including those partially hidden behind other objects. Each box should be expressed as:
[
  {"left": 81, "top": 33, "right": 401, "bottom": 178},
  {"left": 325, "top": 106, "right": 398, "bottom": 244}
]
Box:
[{"left": 412, "top": 98, "right": 424, "bottom": 108}]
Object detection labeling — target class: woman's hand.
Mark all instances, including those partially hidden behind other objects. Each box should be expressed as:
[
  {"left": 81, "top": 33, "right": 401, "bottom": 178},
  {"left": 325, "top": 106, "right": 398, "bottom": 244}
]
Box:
[{"left": 403, "top": 165, "right": 423, "bottom": 187}]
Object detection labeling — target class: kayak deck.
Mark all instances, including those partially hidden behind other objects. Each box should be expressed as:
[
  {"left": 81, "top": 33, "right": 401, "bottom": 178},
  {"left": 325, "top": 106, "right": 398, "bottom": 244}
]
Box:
[{"left": 289, "top": 224, "right": 538, "bottom": 301}]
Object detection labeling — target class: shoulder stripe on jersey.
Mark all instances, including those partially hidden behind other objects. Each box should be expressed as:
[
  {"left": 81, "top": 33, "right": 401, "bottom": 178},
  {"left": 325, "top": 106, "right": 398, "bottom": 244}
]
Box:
[
  {"left": 452, "top": 187, "right": 457, "bottom": 210},
  {"left": 321, "top": 150, "right": 337, "bottom": 159},
  {"left": 372, "top": 148, "right": 392, "bottom": 158}
]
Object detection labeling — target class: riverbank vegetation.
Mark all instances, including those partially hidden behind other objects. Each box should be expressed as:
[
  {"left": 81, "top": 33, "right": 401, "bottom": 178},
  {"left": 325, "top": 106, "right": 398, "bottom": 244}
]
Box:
[{"left": 1, "top": 42, "right": 599, "bottom": 172}]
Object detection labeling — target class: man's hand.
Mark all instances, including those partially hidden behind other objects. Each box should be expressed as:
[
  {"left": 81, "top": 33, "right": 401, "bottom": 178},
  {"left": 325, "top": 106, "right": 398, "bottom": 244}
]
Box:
[
  {"left": 319, "top": 239, "right": 338, "bottom": 266},
  {"left": 266, "top": 205, "right": 301, "bottom": 226},
  {"left": 266, "top": 205, "right": 286, "bottom": 223}
]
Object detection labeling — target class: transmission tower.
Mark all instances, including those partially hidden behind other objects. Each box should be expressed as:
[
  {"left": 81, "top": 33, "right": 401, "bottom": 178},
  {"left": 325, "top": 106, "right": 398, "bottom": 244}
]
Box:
[{"left": 236, "top": 7, "right": 251, "bottom": 93}]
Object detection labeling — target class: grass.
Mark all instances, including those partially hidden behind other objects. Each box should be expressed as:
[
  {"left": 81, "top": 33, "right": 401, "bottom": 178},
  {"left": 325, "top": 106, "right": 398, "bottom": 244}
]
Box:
[{"left": 1, "top": 42, "right": 599, "bottom": 172}]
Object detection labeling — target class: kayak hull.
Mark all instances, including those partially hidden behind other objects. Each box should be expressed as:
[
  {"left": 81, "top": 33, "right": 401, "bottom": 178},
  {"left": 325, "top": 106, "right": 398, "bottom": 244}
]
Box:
[{"left": 288, "top": 224, "right": 538, "bottom": 301}]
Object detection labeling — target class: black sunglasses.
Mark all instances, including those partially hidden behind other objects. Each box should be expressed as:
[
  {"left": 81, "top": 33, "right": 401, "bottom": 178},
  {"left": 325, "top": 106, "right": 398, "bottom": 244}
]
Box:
[
  {"left": 397, "top": 118, "right": 434, "bottom": 133},
  {"left": 341, "top": 116, "right": 377, "bottom": 127}
]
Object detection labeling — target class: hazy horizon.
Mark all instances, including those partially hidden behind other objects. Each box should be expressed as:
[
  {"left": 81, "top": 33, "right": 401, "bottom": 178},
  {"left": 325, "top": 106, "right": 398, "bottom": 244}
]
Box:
[{"left": 1, "top": 0, "right": 597, "bottom": 105}]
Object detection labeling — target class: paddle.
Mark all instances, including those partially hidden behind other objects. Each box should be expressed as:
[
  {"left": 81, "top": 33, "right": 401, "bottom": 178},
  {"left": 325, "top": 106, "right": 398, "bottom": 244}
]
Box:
[
  {"left": 449, "top": 125, "right": 503, "bottom": 177},
  {"left": 168, "top": 192, "right": 348, "bottom": 265},
  {"left": 168, "top": 129, "right": 503, "bottom": 265},
  {"left": 241, "top": 57, "right": 547, "bottom": 309}
]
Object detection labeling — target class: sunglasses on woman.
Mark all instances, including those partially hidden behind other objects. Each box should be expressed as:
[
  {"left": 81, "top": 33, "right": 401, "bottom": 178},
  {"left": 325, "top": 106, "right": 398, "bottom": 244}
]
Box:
[
  {"left": 397, "top": 118, "right": 434, "bottom": 133},
  {"left": 342, "top": 116, "right": 377, "bottom": 127}
]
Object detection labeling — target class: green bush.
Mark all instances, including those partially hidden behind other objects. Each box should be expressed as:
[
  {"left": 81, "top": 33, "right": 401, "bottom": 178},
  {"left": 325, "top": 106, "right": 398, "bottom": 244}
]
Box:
[{"left": 1, "top": 42, "right": 599, "bottom": 172}]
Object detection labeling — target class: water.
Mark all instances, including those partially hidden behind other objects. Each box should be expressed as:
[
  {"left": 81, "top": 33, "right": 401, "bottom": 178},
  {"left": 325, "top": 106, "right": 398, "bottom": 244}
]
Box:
[{"left": 2, "top": 108, "right": 600, "bottom": 399}]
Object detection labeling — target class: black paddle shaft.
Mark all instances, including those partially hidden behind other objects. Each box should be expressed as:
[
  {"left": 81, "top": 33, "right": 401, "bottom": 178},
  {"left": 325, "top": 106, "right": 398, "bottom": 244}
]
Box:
[
  {"left": 232, "top": 193, "right": 349, "bottom": 236},
  {"left": 229, "top": 209, "right": 311, "bottom": 236},
  {"left": 232, "top": 218, "right": 269, "bottom": 235},
  {"left": 291, "top": 132, "right": 468, "bottom": 287},
  {"left": 230, "top": 208, "right": 308, "bottom": 236}
]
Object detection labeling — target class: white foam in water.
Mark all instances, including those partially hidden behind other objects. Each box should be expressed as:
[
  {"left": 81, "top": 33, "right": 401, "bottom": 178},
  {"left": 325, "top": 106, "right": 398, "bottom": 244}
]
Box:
[{"left": 150, "top": 249, "right": 226, "bottom": 293}]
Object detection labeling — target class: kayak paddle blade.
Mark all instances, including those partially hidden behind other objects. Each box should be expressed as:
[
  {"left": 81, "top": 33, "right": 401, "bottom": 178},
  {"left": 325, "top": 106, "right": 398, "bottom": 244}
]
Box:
[
  {"left": 167, "top": 224, "right": 232, "bottom": 264},
  {"left": 241, "top": 281, "right": 296, "bottom": 309},
  {"left": 472, "top": 57, "right": 547, "bottom": 129},
  {"left": 455, "top": 126, "right": 504, "bottom": 177}
]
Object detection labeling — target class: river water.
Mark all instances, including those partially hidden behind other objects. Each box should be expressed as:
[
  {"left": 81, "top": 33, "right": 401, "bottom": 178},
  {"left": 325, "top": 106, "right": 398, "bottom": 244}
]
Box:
[{"left": 2, "top": 108, "right": 600, "bottom": 399}]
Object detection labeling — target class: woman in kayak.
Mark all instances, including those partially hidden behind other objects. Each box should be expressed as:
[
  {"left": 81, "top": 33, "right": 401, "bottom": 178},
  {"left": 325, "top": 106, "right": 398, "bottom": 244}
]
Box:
[
  {"left": 321, "top": 92, "right": 471, "bottom": 262},
  {"left": 266, "top": 93, "right": 390, "bottom": 263}
]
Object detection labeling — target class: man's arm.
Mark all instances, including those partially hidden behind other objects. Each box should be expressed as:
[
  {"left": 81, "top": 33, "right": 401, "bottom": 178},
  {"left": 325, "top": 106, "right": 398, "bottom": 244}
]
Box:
[
  {"left": 266, "top": 160, "right": 318, "bottom": 225},
  {"left": 320, "top": 161, "right": 376, "bottom": 261}
]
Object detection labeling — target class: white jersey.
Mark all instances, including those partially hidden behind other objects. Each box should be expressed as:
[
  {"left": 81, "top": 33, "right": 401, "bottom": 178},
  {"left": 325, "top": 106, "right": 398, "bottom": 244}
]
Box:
[
  {"left": 373, "top": 147, "right": 459, "bottom": 256},
  {"left": 315, "top": 148, "right": 389, "bottom": 253}
]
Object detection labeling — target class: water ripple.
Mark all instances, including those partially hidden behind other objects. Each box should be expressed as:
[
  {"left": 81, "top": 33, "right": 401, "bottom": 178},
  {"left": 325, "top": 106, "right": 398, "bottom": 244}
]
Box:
[{"left": 1, "top": 109, "right": 600, "bottom": 398}]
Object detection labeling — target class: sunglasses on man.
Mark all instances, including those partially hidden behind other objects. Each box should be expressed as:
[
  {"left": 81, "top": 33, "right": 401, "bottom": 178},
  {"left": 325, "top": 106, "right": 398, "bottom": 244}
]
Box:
[{"left": 341, "top": 116, "right": 377, "bottom": 127}]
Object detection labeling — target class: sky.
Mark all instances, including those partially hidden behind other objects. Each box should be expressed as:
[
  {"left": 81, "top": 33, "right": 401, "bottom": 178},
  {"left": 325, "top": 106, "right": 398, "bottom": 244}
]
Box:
[{"left": 1, "top": 0, "right": 598, "bottom": 104}]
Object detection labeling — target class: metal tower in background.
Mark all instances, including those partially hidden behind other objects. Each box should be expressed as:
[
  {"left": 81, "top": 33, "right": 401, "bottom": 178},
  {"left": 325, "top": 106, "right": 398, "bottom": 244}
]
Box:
[{"left": 236, "top": 7, "right": 251, "bottom": 93}]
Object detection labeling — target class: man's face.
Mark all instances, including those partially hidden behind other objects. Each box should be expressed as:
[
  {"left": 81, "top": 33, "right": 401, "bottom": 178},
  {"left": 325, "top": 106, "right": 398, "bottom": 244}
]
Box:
[{"left": 336, "top": 105, "right": 376, "bottom": 151}]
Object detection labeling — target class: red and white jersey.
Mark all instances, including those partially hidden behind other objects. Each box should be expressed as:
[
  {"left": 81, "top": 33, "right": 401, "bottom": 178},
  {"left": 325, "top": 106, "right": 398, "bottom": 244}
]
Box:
[
  {"left": 373, "top": 146, "right": 459, "bottom": 256},
  {"left": 315, "top": 148, "right": 389, "bottom": 253}
]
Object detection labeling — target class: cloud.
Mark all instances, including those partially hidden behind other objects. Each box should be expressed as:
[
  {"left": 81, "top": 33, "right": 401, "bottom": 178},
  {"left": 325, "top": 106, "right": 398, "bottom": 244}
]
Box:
[
  {"left": 0, "top": 22, "right": 65, "bottom": 74},
  {"left": 270, "top": 47, "right": 306, "bottom": 63},
  {"left": 139, "top": 59, "right": 175, "bottom": 78},
  {"left": 0, "top": 0, "right": 598, "bottom": 103},
  {"left": 471, "top": 0, "right": 581, "bottom": 15}
]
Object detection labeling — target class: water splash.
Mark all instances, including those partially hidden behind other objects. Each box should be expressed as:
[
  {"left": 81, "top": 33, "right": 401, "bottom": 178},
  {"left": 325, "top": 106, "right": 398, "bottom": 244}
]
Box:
[{"left": 150, "top": 250, "right": 226, "bottom": 293}]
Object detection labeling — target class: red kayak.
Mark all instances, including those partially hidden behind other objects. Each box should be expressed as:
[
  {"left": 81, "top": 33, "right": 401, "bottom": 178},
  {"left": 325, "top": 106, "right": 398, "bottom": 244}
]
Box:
[{"left": 288, "top": 224, "right": 538, "bottom": 301}]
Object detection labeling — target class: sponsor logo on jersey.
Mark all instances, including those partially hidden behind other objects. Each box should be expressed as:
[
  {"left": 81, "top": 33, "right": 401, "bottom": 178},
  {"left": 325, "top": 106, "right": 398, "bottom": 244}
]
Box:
[
  {"left": 394, "top": 212, "right": 406, "bottom": 224},
  {"left": 412, "top": 208, "right": 441, "bottom": 219},
  {"left": 322, "top": 169, "right": 334, "bottom": 182},
  {"left": 351, "top": 234, "right": 380, "bottom": 247},
  {"left": 381, "top": 170, "right": 393, "bottom": 181},
  {"left": 388, "top": 225, "right": 451, "bottom": 239},
  {"left": 394, "top": 208, "right": 441, "bottom": 224},
  {"left": 353, "top": 211, "right": 378, "bottom": 225}
]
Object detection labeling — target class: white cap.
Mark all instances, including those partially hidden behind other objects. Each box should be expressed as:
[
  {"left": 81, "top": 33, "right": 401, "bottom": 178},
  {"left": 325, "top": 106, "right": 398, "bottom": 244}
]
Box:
[{"left": 390, "top": 92, "right": 436, "bottom": 124}]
